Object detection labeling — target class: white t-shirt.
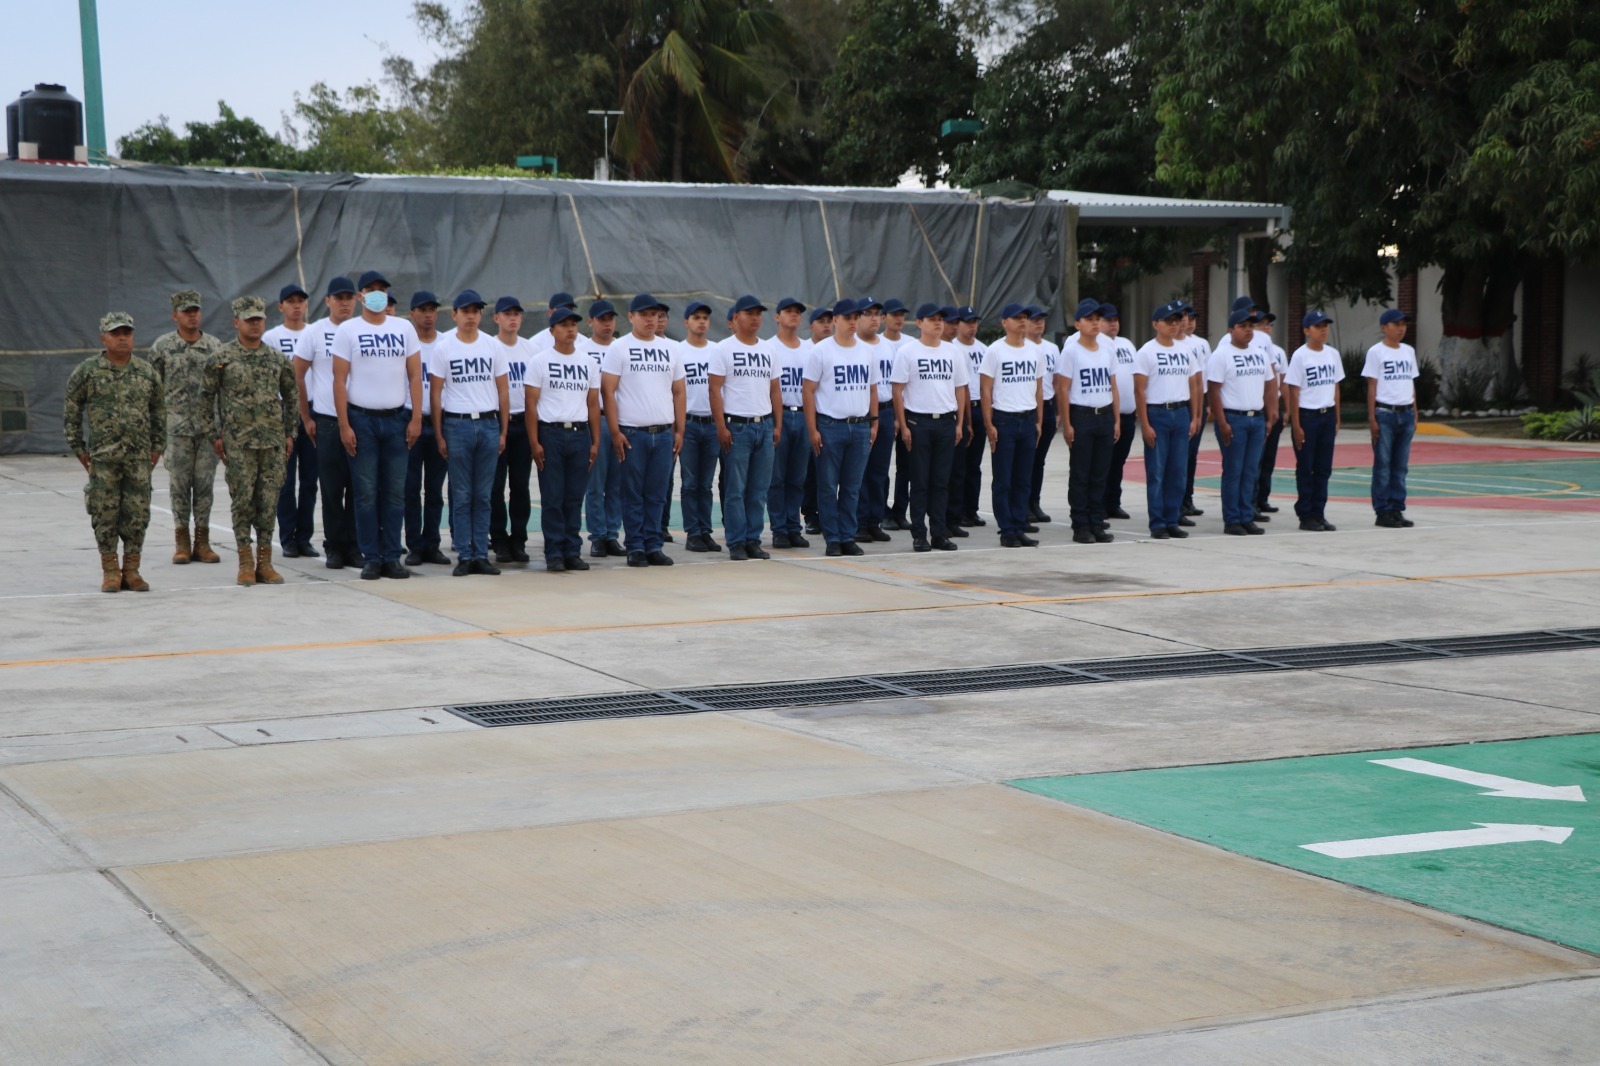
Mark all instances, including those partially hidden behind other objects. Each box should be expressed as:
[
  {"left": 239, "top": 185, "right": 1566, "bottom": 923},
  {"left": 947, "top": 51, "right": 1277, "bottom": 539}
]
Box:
[
  {"left": 576, "top": 336, "right": 617, "bottom": 415},
  {"left": 709, "top": 336, "right": 780, "bottom": 417},
  {"left": 955, "top": 340, "right": 986, "bottom": 398},
  {"left": 331, "top": 315, "right": 421, "bottom": 411},
  {"left": 1285, "top": 344, "right": 1345, "bottom": 409},
  {"left": 773, "top": 336, "right": 809, "bottom": 408},
  {"left": 1058, "top": 335, "right": 1115, "bottom": 408},
  {"left": 263, "top": 323, "right": 308, "bottom": 361},
  {"left": 1110, "top": 337, "right": 1138, "bottom": 413},
  {"left": 527, "top": 346, "right": 597, "bottom": 423},
  {"left": 429, "top": 332, "right": 508, "bottom": 414},
  {"left": 1206, "top": 340, "right": 1274, "bottom": 411},
  {"left": 299, "top": 317, "right": 344, "bottom": 417},
  {"left": 1035, "top": 339, "right": 1061, "bottom": 401},
  {"left": 493, "top": 336, "right": 535, "bottom": 415},
  {"left": 1185, "top": 334, "right": 1211, "bottom": 378},
  {"left": 602, "top": 332, "right": 686, "bottom": 427},
  {"left": 679, "top": 341, "right": 715, "bottom": 416},
  {"left": 803, "top": 337, "right": 875, "bottom": 419},
  {"left": 981, "top": 339, "right": 1044, "bottom": 413},
  {"left": 891, "top": 339, "right": 969, "bottom": 414},
  {"left": 527, "top": 327, "right": 553, "bottom": 353},
  {"left": 1134, "top": 340, "right": 1194, "bottom": 405},
  {"left": 1259, "top": 335, "right": 1286, "bottom": 377},
  {"left": 860, "top": 337, "right": 895, "bottom": 403},
  {"left": 1362, "top": 342, "right": 1420, "bottom": 406},
  {"left": 409, "top": 336, "right": 439, "bottom": 414}
]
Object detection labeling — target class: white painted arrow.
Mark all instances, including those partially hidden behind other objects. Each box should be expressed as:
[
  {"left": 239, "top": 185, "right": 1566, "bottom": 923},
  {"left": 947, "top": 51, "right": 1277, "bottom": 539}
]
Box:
[
  {"left": 1302, "top": 823, "right": 1573, "bottom": 859},
  {"left": 1370, "top": 757, "right": 1586, "bottom": 802}
]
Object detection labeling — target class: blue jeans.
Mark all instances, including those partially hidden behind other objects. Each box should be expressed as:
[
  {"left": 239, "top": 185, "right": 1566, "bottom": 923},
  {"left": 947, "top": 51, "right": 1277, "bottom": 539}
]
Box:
[
  {"left": 276, "top": 423, "right": 318, "bottom": 549},
  {"left": 858, "top": 405, "right": 896, "bottom": 528},
  {"left": 1143, "top": 405, "right": 1190, "bottom": 531},
  {"left": 586, "top": 414, "right": 623, "bottom": 543},
  {"left": 443, "top": 416, "right": 498, "bottom": 560},
  {"left": 619, "top": 425, "right": 674, "bottom": 555},
  {"left": 816, "top": 415, "right": 871, "bottom": 545},
  {"left": 768, "top": 409, "right": 810, "bottom": 536},
  {"left": 1372, "top": 405, "right": 1415, "bottom": 514},
  {"left": 1293, "top": 408, "right": 1338, "bottom": 521},
  {"left": 680, "top": 418, "right": 720, "bottom": 537},
  {"left": 347, "top": 407, "right": 410, "bottom": 564},
  {"left": 537, "top": 423, "right": 591, "bottom": 561},
  {"left": 990, "top": 411, "right": 1038, "bottom": 536},
  {"left": 723, "top": 417, "right": 775, "bottom": 546},
  {"left": 1215, "top": 410, "right": 1266, "bottom": 526},
  {"left": 1030, "top": 398, "right": 1057, "bottom": 508},
  {"left": 405, "top": 426, "right": 447, "bottom": 552}
]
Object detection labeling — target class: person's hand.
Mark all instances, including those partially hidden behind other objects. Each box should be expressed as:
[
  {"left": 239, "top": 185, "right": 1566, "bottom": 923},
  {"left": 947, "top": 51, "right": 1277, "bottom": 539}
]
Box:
[
  {"left": 673, "top": 431, "right": 683, "bottom": 456},
  {"left": 437, "top": 435, "right": 449, "bottom": 460},
  {"left": 1292, "top": 425, "right": 1305, "bottom": 450},
  {"left": 588, "top": 443, "right": 598, "bottom": 469},
  {"left": 612, "top": 431, "right": 629, "bottom": 463},
  {"left": 213, "top": 438, "right": 225, "bottom": 459},
  {"left": 810, "top": 429, "right": 823, "bottom": 455},
  {"left": 1369, "top": 420, "right": 1380, "bottom": 445},
  {"left": 1217, "top": 421, "right": 1233, "bottom": 447},
  {"left": 987, "top": 424, "right": 999, "bottom": 452},
  {"left": 532, "top": 441, "right": 545, "bottom": 470},
  {"left": 1142, "top": 424, "right": 1156, "bottom": 448},
  {"left": 1188, "top": 418, "right": 1200, "bottom": 439},
  {"left": 899, "top": 424, "right": 912, "bottom": 449},
  {"left": 285, "top": 436, "right": 294, "bottom": 461},
  {"left": 869, "top": 420, "right": 878, "bottom": 446},
  {"left": 1062, "top": 422, "right": 1075, "bottom": 446},
  {"left": 78, "top": 454, "right": 91, "bottom": 473},
  {"left": 303, "top": 418, "right": 317, "bottom": 444},
  {"left": 1112, "top": 419, "right": 1120, "bottom": 443},
  {"left": 149, "top": 451, "right": 161, "bottom": 467},
  {"left": 405, "top": 417, "right": 421, "bottom": 448},
  {"left": 718, "top": 426, "right": 733, "bottom": 451},
  {"left": 340, "top": 423, "right": 357, "bottom": 456}
]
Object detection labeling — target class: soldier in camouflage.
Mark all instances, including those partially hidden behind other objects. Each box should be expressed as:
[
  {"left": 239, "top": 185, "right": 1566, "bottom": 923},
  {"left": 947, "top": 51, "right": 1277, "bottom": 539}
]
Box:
[
  {"left": 63, "top": 312, "right": 166, "bottom": 592},
  {"left": 203, "top": 296, "right": 299, "bottom": 586},
  {"left": 149, "top": 289, "right": 224, "bottom": 564}
]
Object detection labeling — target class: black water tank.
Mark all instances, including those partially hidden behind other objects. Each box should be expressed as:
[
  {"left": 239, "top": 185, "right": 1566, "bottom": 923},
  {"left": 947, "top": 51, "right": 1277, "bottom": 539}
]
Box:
[{"left": 6, "top": 83, "right": 86, "bottom": 163}]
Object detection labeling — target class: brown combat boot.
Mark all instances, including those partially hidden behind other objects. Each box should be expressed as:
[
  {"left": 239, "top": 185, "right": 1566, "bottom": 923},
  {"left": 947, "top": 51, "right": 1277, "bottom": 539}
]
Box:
[
  {"left": 100, "top": 552, "right": 121, "bottom": 593},
  {"left": 120, "top": 552, "right": 150, "bottom": 592},
  {"left": 236, "top": 544, "right": 256, "bottom": 587},
  {"left": 173, "top": 526, "right": 192, "bottom": 564},
  {"left": 193, "top": 526, "right": 221, "bottom": 563},
  {"left": 255, "top": 541, "right": 284, "bottom": 585}
]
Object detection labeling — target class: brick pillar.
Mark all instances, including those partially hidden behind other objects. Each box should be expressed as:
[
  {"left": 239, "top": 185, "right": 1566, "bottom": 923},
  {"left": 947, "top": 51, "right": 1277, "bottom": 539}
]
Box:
[
  {"left": 1286, "top": 272, "right": 1306, "bottom": 346},
  {"left": 1191, "top": 251, "right": 1217, "bottom": 339},
  {"left": 1521, "top": 257, "right": 1565, "bottom": 406},
  {"left": 1398, "top": 269, "right": 1419, "bottom": 348}
]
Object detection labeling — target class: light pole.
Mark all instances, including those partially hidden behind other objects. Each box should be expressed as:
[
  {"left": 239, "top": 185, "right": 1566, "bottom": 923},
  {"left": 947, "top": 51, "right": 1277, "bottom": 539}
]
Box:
[
  {"left": 588, "top": 109, "right": 623, "bottom": 180},
  {"left": 79, "top": 0, "right": 107, "bottom": 162}
]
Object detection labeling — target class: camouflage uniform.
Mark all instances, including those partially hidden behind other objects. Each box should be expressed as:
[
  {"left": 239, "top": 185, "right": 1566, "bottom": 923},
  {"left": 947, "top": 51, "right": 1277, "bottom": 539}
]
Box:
[
  {"left": 149, "top": 291, "right": 223, "bottom": 529},
  {"left": 63, "top": 316, "right": 165, "bottom": 555},
  {"left": 203, "top": 299, "right": 300, "bottom": 547}
]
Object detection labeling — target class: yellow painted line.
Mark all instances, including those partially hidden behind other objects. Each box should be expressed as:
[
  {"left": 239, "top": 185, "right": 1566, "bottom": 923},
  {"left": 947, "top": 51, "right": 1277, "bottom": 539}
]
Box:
[
  {"left": 1415, "top": 422, "right": 1472, "bottom": 437},
  {"left": 5, "top": 566, "right": 1598, "bottom": 672}
]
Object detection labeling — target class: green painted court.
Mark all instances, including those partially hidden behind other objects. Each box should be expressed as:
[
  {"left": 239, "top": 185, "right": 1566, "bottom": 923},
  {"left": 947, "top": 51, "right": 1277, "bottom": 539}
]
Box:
[{"left": 1012, "top": 734, "right": 1600, "bottom": 953}]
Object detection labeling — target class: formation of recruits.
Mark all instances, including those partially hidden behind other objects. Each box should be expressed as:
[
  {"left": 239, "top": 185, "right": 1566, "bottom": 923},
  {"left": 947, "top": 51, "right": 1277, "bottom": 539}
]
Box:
[{"left": 65, "top": 277, "right": 1423, "bottom": 591}]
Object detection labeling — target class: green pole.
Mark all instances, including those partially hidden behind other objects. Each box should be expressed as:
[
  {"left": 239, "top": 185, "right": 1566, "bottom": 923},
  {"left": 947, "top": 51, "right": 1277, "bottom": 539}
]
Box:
[{"left": 78, "top": 0, "right": 107, "bottom": 163}]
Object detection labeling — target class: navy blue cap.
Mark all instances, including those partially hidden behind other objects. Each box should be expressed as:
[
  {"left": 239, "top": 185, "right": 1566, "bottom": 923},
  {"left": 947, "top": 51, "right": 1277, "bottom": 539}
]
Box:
[
  {"left": 856, "top": 295, "right": 884, "bottom": 312},
  {"left": 1001, "top": 302, "right": 1029, "bottom": 320},
  {"left": 630, "top": 293, "right": 668, "bottom": 313},
  {"left": 831, "top": 297, "right": 860, "bottom": 317},
  {"left": 1099, "top": 302, "right": 1120, "bottom": 319},
  {"left": 1023, "top": 304, "right": 1046, "bottom": 319},
  {"left": 1258, "top": 311, "right": 1277, "bottom": 323},
  {"left": 1229, "top": 308, "right": 1260, "bottom": 328},
  {"left": 732, "top": 294, "right": 767, "bottom": 314},
  {"left": 776, "top": 297, "right": 806, "bottom": 313},
  {"left": 1231, "top": 295, "right": 1257, "bottom": 313},
  {"left": 808, "top": 307, "right": 834, "bottom": 325},
  {"left": 326, "top": 276, "right": 356, "bottom": 297},
  {"left": 1301, "top": 309, "right": 1333, "bottom": 329},
  {"left": 548, "top": 291, "right": 576, "bottom": 310},
  {"left": 1379, "top": 308, "right": 1411, "bottom": 326},
  {"left": 882, "top": 298, "right": 909, "bottom": 315},
  {"left": 726, "top": 307, "right": 735, "bottom": 321},
  {"left": 495, "top": 295, "right": 524, "bottom": 315},
  {"left": 913, "top": 302, "right": 945, "bottom": 320},
  {"left": 1152, "top": 301, "right": 1183, "bottom": 321},
  {"left": 410, "top": 290, "right": 441, "bottom": 310},
  {"left": 386, "top": 292, "right": 398, "bottom": 306},
  {"left": 937, "top": 305, "right": 959, "bottom": 321},
  {"left": 549, "top": 307, "right": 582, "bottom": 326},
  {"left": 1074, "top": 298, "right": 1103, "bottom": 320},
  {"left": 956, "top": 306, "right": 980, "bottom": 322},
  {"left": 278, "top": 283, "right": 309, "bottom": 302},
  {"left": 357, "top": 270, "right": 390, "bottom": 290},
  {"left": 588, "top": 299, "right": 617, "bottom": 318},
  {"left": 450, "top": 289, "right": 483, "bottom": 311},
  {"left": 684, "top": 301, "right": 712, "bottom": 319},
  {"left": 1180, "top": 302, "right": 1197, "bottom": 315}
]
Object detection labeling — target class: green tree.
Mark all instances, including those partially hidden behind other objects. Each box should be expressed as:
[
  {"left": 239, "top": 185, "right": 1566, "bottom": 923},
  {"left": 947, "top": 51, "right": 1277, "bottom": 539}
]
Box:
[
  {"left": 288, "top": 82, "right": 428, "bottom": 173},
  {"left": 818, "top": 0, "right": 979, "bottom": 186},
  {"left": 117, "top": 102, "right": 301, "bottom": 169}
]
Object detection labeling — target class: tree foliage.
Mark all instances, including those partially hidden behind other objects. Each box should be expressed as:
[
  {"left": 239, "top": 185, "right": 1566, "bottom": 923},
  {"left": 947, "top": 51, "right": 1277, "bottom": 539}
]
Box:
[{"left": 117, "top": 102, "right": 300, "bottom": 169}]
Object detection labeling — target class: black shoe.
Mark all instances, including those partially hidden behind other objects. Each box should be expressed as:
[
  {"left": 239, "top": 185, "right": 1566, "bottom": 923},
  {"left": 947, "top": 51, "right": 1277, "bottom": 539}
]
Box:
[
  {"left": 705, "top": 536, "right": 723, "bottom": 552},
  {"left": 1320, "top": 520, "right": 1337, "bottom": 531},
  {"left": 685, "top": 534, "right": 710, "bottom": 553},
  {"left": 590, "top": 541, "right": 607, "bottom": 558},
  {"left": 1396, "top": 513, "right": 1414, "bottom": 527},
  {"left": 867, "top": 526, "right": 891, "bottom": 542},
  {"left": 1178, "top": 516, "right": 1195, "bottom": 527},
  {"left": 359, "top": 561, "right": 382, "bottom": 579},
  {"left": 1073, "top": 529, "right": 1094, "bottom": 544},
  {"left": 771, "top": 533, "right": 792, "bottom": 549},
  {"left": 1259, "top": 502, "right": 1280, "bottom": 513},
  {"left": 627, "top": 553, "right": 649, "bottom": 567},
  {"left": 1094, "top": 521, "right": 1110, "bottom": 532},
  {"left": 1151, "top": 528, "right": 1171, "bottom": 540},
  {"left": 1093, "top": 530, "right": 1114, "bottom": 543},
  {"left": 1017, "top": 534, "right": 1039, "bottom": 547},
  {"left": 646, "top": 550, "right": 674, "bottom": 566},
  {"left": 964, "top": 513, "right": 987, "bottom": 527},
  {"left": 947, "top": 525, "right": 969, "bottom": 538},
  {"left": 825, "top": 542, "right": 842, "bottom": 557},
  {"left": 297, "top": 542, "right": 321, "bottom": 558},
  {"left": 1299, "top": 519, "right": 1324, "bottom": 532},
  {"left": 546, "top": 558, "right": 567, "bottom": 573},
  {"left": 280, "top": 542, "right": 302, "bottom": 558},
  {"left": 325, "top": 549, "right": 346, "bottom": 570},
  {"left": 383, "top": 560, "right": 411, "bottom": 579},
  {"left": 932, "top": 536, "right": 958, "bottom": 551},
  {"left": 472, "top": 558, "right": 501, "bottom": 575},
  {"left": 1375, "top": 511, "right": 1401, "bottom": 528},
  {"left": 805, "top": 518, "right": 822, "bottom": 535},
  {"left": 663, "top": 532, "right": 676, "bottom": 544},
  {"left": 452, "top": 560, "right": 472, "bottom": 576},
  {"left": 913, "top": 537, "right": 931, "bottom": 552},
  {"left": 746, "top": 541, "right": 771, "bottom": 560},
  {"left": 728, "top": 543, "right": 749, "bottom": 560},
  {"left": 510, "top": 545, "right": 530, "bottom": 563},
  {"left": 1034, "top": 509, "right": 1052, "bottom": 523},
  {"left": 1182, "top": 501, "right": 1204, "bottom": 517},
  {"left": 842, "top": 541, "right": 864, "bottom": 556},
  {"left": 1243, "top": 522, "right": 1265, "bottom": 535},
  {"left": 1224, "top": 524, "right": 1248, "bottom": 536},
  {"left": 884, "top": 514, "right": 908, "bottom": 531},
  {"left": 1166, "top": 526, "right": 1189, "bottom": 539},
  {"left": 404, "top": 550, "right": 424, "bottom": 566},
  {"left": 788, "top": 533, "right": 810, "bottom": 548},
  {"left": 494, "top": 547, "right": 515, "bottom": 563},
  {"left": 1252, "top": 512, "right": 1271, "bottom": 523},
  {"left": 563, "top": 556, "right": 590, "bottom": 570},
  {"left": 604, "top": 539, "right": 627, "bottom": 557},
  {"left": 423, "top": 547, "right": 451, "bottom": 565},
  {"left": 856, "top": 529, "right": 873, "bottom": 544},
  {"left": 999, "top": 534, "right": 1022, "bottom": 547},
  {"left": 1106, "top": 506, "right": 1130, "bottom": 520},
  {"left": 1024, "top": 523, "right": 1040, "bottom": 533}
]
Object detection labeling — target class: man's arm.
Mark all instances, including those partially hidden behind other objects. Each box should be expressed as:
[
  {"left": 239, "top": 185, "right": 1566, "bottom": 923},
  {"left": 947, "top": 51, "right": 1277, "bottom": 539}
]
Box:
[
  {"left": 1285, "top": 383, "right": 1304, "bottom": 448},
  {"left": 63, "top": 366, "right": 88, "bottom": 470},
  {"left": 431, "top": 375, "right": 448, "bottom": 460},
  {"left": 671, "top": 378, "right": 686, "bottom": 456},
  {"left": 769, "top": 378, "right": 783, "bottom": 444},
  {"left": 405, "top": 352, "right": 423, "bottom": 447},
  {"left": 802, "top": 379, "right": 822, "bottom": 455},
  {"left": 202, "top": 357, "right": 224, "bottom": 459},
  {"left": 586, "top": 387, "right": 601, "bottom": 467},
  {"left": 293, "top": 356, "right": 316, "bottom": 441},
  {"left": 1209, "top": 381, "right": 1231, "bottom": 446},
  {"left": 709, "top": 373, "right": 732, "bottom": 451},
  {"left": 1366, "top": 376, "right": 1380, "bottom": 444},
  {"left": 601, "top": 372, "right": 627, "bottom": 461},
  {"left": 980, "top": 376, "right": 999, "bottom": 450},
  {"left": 526, "top": 385, "right": 544, "bottom": 469},
  {"left": 1135, "top": 374, "right": 1155, "bottom": 447},
  {"left": 333, "top": 358, "right": 357, "bottom": 456},
  {"left": 892, "top": 381, "right": 909, "bottom": 449}
]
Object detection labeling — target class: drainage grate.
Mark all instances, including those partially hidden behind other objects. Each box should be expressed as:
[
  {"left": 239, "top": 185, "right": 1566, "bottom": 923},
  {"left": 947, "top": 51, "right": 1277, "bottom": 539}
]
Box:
[{"left": 444, "top": 627, "right": 1600, "bottom": 726}]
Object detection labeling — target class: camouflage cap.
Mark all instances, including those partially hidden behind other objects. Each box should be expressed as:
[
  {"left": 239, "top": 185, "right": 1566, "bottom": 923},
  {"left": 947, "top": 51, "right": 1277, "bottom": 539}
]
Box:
[
  {"left": 231, "top": 295, "right": 267, "bottom": 319},
  {"left": 170, "top": 289, "right": 202, "bottom": 310},
  {"left": 99, "top": 311, "right": 135, "bottom": 332}
]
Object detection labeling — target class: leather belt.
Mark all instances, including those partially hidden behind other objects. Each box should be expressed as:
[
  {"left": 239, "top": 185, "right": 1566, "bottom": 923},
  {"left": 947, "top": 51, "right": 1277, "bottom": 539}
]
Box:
[
  {"left": 1153, "top": 400, "right": 1188, "bottom": 409},
  {"left": 784, "top": 405, "right": 803, "bottom": 412},
  {"left": 1301, "top": 405, "right": 1335, "bottom": 414},
  {"left": 441, "top": 409, "right": 499, "bottom": 420},
  {"left": 1224, "top": 409, "right": 1262, "bottom": 417},
  {"left": 907, "top": 410, "right": 952, "bottom": 419},
  {"left": 349, "top": 404, "right": 402, "bottom": 417},
  {"left": 538, "top": 420, "right": 589, "bottom": 430},
  {"left": 1375, "top": 402, "right": 1411, "bottom": 411},
  {"left": 623, "top": 423, "right": 670, "bottom": 433},
  {"left": 726, "top": 414, "right": 769, "bottom": 423},
  {"left": 818, "top": 414, "right": 869, "bottom": 424},
  {"left": 1070, "top": 403, "right": 1110, "bottom": 415},
  {"left": 686, "top": 413, "right": 714, "bottom": 423}
]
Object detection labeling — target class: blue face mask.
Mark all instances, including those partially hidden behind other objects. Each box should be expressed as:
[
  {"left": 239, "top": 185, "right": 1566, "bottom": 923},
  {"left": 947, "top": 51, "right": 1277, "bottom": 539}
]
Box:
[{"left": 363, "top": 290, "right": 389, "bottom": 313}]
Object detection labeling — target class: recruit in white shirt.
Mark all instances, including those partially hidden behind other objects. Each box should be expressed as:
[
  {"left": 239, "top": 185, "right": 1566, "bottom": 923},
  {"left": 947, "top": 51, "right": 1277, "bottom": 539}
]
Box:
[
  {"left": 709, "top": 336, "right": 780, "bottom": 418},
  {"left": 1133, "top": 340, "right": 1194, "bottom": 405},
  {"left": 1111, "top": 337, "right": 1138, "bottom": 413},
  {"left": 772, "top": 337, "right": 809, "bottom": 408},
  {"left": 955, "top": 340, "right": 986, "bottom": 394},
  {"left": 1036, "top": 339, "right": 1061, "bottom": 401},
  {"left": 602, "top": 332, "right": 686, "bottom": 427},
  {"left": 862, "top": 337, "right": 895, "bottom": 404},
  {"left": 981, "top": 340, "right": 1044, "bottom": 413},
  {"left": 1285, "top": 344, "right": 1345, "bottom": 409},
  {"left": 803, "top": 338, "right": 875, "bottom": 419},
  {"left": 331, "top": 316, "right": 421, "bottom": 411},
  {"left": 299, "top": 318, "right": 343, "bottom": 417},
  {"left": 1057, "top": 335, "right": 1115, "bottom": 408},
  {"left": 429, "top": 333, "right": 508, "bottom": 414},
  {"left": 527, "top": 348, "right": 597, "bottom": 423},
  {"left": 409, "top": 336, "right": 439, "bottom": 413},
  {"left": 263, "top": 324, "right": 307, "bottom": 361},
  {"left": 1362, "top": 342, "right": 1420, "bottom": 405},
  {"left": 891, "top": 339, "right": 969, "bottom": 414},
  {"left": 1206, "top": 340, "right": 1274, "bottom": 410},
  {"left": 680, "top": 341, "right": 715, "bottom": 416},
  {"left": 491, "top": 336, "right": 535, "bottom": 415}
]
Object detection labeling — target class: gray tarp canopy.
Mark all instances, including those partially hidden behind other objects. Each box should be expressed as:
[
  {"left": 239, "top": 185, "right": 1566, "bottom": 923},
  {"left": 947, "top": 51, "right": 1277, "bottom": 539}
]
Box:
[{"left": 0, "top": 162, "right": 1075, "bottom": 453}]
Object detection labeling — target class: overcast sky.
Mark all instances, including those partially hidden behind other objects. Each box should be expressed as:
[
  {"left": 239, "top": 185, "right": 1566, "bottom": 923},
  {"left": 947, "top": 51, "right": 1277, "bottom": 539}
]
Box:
[{"left": 16, "top": 1, "right": 448, "bottom": 151}]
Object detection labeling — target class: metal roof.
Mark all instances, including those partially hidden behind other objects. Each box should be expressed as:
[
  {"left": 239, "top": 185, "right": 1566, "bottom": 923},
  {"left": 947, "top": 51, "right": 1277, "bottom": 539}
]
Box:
[{"left": 1046, "top": 189, "right": 1291, "bottom": 230}]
